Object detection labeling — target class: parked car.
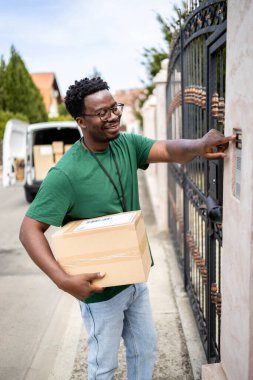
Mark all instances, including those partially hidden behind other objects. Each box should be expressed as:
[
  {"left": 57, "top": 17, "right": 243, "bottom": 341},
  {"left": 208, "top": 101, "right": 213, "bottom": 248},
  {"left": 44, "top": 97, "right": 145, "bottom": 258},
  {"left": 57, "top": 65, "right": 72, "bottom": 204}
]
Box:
[{"left": 2, "top": 119, "right": 82, "bottom": 202}]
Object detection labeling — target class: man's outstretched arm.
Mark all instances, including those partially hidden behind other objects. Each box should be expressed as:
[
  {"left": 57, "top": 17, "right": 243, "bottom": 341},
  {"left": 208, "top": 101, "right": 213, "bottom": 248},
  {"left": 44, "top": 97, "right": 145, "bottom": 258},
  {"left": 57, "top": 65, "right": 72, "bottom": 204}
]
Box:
[
  {"left": 147, "top": 129, "right": 236, "bottom": 164},
  {"left": 19, "top": 216, "right": 105, "bottom": 300}
]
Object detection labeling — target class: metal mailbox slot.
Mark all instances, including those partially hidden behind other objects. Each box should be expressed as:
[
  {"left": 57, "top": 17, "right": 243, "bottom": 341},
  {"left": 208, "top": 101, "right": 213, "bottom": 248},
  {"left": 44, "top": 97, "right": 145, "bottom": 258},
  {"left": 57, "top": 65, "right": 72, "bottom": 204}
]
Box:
[{"left": 234, "top": 130, "right": 242, "bottom": 199}]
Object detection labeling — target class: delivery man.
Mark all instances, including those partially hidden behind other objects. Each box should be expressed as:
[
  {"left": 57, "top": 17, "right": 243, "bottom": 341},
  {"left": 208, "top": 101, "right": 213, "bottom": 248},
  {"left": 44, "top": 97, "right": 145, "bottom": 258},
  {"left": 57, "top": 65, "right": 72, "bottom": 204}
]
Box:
[{"left": 19, "top": 77, "right": 235, "bottom": 380}]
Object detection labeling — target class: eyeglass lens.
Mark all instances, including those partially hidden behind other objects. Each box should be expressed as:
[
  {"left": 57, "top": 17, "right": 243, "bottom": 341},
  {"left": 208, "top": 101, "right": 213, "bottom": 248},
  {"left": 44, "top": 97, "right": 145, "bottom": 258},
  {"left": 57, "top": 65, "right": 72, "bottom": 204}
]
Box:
[{"left": 100, "top": 105, "right": 123, "bottom": 121}]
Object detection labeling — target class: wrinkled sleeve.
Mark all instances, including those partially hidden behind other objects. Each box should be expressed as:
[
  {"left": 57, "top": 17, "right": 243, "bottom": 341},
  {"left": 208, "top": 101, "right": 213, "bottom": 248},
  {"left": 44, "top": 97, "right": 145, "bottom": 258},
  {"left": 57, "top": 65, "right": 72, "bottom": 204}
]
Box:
[
  {"left": 26, "top": 168, "right": 74, "bottom": 227},
  {"left": 128, "top": 134, "right": 155, "bottom": 169}
]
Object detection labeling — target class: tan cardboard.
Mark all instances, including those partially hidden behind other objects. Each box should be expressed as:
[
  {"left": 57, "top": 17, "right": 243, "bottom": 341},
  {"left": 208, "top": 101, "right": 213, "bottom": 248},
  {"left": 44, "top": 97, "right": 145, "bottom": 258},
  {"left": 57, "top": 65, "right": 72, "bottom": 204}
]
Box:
[
  {"left": 64, "top": 144, "right": 73, "bottom": 153},
  {"left": 52, "top": 211, "right": 151, "bottom": 287},
  {"left": 54, "top": 153, "right": 63, "bottom": 163},
  {"left": 14, "top": 158, "right": 25, "bottom": 181},
  {"left": 33, "top": 145, "right": 54, "bottom": 181},
  {"left": 52, "top": 141, "right": 64, "bottom": 154}
]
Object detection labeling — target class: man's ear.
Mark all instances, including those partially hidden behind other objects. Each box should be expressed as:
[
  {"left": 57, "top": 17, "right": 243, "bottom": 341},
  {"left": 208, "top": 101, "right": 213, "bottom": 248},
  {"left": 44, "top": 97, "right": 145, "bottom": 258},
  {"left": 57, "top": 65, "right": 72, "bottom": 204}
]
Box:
[{"left": 76, "top": 116, "right": 86, "bottom": 129}]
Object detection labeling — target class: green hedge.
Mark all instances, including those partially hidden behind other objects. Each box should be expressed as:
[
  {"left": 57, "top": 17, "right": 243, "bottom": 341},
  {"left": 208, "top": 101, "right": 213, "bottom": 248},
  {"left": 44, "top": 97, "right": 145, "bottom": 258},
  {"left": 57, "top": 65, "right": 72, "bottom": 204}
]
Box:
[
  {"left": 0, "top": 110, "right": 28, "bottom": 140},
  {"left": 48, "top": 115, "right": 73, "bottom": 122}
]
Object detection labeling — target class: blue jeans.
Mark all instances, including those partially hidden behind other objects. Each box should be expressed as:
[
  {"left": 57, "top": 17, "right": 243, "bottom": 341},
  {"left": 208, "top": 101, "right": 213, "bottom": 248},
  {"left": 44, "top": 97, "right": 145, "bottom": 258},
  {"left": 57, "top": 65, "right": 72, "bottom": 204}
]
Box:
[{"left": 79, "top": 283, "right": 157, "bottom": 380}]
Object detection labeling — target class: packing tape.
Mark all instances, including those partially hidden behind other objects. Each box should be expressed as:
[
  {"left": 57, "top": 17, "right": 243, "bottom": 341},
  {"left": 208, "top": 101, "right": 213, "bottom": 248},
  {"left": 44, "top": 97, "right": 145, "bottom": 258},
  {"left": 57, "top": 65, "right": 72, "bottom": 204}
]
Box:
[{"left": 58, "top": 234, "right": 148, "bottom": 268}]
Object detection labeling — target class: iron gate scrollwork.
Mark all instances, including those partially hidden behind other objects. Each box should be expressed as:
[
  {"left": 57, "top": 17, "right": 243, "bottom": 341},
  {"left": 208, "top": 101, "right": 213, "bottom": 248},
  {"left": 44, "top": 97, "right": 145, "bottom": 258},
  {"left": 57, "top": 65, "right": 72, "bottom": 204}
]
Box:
[{"left": 166, "top": 0, "right": 227, "bottom": 362}]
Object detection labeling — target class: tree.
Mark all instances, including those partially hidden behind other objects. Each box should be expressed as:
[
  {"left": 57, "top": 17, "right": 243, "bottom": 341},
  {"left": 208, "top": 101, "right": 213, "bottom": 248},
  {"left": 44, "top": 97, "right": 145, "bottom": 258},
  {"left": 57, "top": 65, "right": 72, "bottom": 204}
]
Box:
[
  {"left": 4, "top": 45, "right": 47, "bottom": 123},
  {"left": 0, "top": 56, "right": 7, "bottom": 110},
  {"left": 58, "top": 102, "right": 69, "bottom": 116},
  {"left": 88, "top": 66, "right": 102, "bottom": 79},
  {"left": 141, "top": 46, "right": 168, "bottom": 94},
  {"left": 141, "top": 1, "right": 188, "bottom": 89}
]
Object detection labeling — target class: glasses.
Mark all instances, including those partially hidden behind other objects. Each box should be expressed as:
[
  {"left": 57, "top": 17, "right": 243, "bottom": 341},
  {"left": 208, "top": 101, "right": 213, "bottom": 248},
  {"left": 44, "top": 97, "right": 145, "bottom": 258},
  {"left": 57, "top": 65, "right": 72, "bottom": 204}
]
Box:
[{"left": 82, "top": 103, "right": 124, "bottom": 121}]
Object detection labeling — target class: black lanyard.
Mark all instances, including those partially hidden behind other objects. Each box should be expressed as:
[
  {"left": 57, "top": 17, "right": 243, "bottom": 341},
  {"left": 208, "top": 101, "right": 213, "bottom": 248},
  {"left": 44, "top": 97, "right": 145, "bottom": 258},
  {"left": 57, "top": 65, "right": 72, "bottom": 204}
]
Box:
[{"left": 82, "top": 138, "right": 127, "bottom": 212}]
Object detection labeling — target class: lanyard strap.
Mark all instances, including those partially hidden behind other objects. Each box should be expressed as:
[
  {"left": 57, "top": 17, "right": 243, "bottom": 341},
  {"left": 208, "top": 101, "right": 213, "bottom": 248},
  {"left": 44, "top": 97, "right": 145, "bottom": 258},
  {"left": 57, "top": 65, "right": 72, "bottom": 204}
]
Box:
[{"left": 82, "top": 138, "right": 127, "bottom": 212}]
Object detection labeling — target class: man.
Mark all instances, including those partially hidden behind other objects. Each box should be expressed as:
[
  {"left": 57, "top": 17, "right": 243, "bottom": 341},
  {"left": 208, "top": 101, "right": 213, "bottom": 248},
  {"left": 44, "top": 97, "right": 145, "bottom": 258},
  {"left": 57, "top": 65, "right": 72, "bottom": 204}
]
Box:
[{"left": 20, "top": 77, "right": 234, "bottom": 380}]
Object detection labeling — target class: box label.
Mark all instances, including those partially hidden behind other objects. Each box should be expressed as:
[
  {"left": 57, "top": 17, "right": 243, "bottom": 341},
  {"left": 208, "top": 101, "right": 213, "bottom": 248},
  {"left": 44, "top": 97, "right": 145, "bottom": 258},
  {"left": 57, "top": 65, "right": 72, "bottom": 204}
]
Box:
[
  {"left": 74, "top": 212, "right": 135, "bottom": 232},
  {"left": 40, "top": 145, "right": 53, "bottom": 155}
]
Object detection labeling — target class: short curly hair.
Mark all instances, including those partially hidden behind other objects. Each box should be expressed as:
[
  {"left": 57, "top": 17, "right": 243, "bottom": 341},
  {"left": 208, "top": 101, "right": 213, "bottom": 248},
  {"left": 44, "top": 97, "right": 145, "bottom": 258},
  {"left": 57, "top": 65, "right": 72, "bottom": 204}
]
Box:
[{"left": 64, "top": 77, "right": 110, "bottom": 119}]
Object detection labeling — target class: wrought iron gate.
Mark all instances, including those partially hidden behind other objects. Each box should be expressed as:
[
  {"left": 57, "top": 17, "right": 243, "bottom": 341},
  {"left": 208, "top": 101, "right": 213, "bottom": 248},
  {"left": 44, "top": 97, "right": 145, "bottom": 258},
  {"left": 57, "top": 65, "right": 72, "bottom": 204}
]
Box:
[{"left": 166, "top": 0, "right": 227, "bottom": 362}]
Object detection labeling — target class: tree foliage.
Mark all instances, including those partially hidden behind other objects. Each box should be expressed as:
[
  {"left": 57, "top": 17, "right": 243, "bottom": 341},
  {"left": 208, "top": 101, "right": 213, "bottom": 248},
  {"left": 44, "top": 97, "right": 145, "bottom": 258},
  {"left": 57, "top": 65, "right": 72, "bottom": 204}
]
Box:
[
  {"left": 0, "top": 56, "right": 7, "bottom": 110},
  {"left": 88, "top": 66, "right": 102, "bottom": 79},
  {"left": 58, "top": 102, "right": 69, "bottom": 116},
  {"left": 3, "top": 46, "right": 48, "bottom": 123},
  {"left": 141, "top": 47, "right": 168, "bottom": 88},
  {"left": 141, "top": 1, "right": 188, "bottom": 89}
]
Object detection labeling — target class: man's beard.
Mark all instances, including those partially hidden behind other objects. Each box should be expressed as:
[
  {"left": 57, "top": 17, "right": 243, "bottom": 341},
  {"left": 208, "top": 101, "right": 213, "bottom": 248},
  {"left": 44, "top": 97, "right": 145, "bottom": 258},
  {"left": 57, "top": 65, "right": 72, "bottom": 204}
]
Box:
[{"left": 107, "top": 133, "right": 120, "bottom": 142}]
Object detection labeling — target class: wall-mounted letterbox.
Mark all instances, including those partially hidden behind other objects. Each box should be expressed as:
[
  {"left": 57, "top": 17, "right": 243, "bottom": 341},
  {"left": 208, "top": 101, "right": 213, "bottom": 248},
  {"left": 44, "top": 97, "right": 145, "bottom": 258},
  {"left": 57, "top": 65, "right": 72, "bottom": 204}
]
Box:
[{"left": 233, "top": 130, "right": 242, "bottom": 199}]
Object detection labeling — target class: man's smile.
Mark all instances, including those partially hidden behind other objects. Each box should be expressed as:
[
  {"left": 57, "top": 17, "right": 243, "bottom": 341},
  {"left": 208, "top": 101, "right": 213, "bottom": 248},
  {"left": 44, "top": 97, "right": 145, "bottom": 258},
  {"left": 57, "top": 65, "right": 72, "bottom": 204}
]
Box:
[{"left": 104, "top": 121, "right": 120, "bottom": 130}]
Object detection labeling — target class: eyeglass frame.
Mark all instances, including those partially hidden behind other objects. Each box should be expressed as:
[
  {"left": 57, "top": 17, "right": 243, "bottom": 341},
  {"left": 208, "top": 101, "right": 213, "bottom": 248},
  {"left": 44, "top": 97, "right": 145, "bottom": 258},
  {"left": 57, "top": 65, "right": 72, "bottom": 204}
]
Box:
[{"left": 81, "top": 103, "right": 124, "bottom": 121}]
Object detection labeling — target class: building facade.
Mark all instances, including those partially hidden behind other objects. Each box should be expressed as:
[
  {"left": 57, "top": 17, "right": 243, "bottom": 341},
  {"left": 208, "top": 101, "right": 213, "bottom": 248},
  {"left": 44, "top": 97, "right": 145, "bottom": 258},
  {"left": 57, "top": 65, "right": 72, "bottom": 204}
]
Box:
[{"left": 31, "top": 72, "right": 61, "bottom": 117}]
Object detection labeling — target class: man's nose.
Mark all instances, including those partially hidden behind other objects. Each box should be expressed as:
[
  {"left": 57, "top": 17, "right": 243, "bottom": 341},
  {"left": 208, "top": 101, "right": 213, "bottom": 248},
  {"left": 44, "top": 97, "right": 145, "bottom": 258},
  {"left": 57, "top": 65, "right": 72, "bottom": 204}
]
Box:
[{"left": 107, "top": 110, "right": 118, "bottom": 121}]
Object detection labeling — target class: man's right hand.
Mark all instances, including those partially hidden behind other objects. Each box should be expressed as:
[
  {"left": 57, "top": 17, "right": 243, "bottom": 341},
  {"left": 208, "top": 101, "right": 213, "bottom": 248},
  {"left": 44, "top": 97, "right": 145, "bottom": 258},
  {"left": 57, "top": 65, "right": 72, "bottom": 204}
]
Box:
[
  {"left": 19, "top": 217, "right": 106, "bottom": 301},
  {"left": 58, "top": 272, "right": 106, "bottom": 301}
]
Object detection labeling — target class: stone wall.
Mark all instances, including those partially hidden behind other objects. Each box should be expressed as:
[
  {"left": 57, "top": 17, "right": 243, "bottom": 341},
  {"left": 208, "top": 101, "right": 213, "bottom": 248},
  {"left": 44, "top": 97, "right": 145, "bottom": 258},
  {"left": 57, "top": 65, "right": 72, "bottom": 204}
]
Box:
[{"left": 203, "top": 0, "right": 253, "bottom": 378}]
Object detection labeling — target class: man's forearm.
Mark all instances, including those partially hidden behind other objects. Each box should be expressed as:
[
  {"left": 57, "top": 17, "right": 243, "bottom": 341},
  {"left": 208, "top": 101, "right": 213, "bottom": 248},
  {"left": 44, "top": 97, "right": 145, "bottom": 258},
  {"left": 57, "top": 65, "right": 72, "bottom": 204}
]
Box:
[
  {"left": 165, "top": 138, "right": 204, "bottom": 164},
  {"left": 19, "top": 216, "right": 106, "bottom": 300},
  {"left": 19, "top": 219, "right": 67, "bottom": 288},
  {"left": 147, "top": 129, "right": 234, "bottom": 164}
]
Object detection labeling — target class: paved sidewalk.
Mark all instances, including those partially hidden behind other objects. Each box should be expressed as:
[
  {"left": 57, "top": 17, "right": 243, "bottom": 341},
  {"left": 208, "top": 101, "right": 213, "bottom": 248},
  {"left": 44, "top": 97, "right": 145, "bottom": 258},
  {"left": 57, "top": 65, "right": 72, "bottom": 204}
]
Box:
[
  {"left": 68, "top": 172, "right": 206, "bottom": 380},
  {"left": 0, "top": 166, "right": 206, "bottom": 379}
]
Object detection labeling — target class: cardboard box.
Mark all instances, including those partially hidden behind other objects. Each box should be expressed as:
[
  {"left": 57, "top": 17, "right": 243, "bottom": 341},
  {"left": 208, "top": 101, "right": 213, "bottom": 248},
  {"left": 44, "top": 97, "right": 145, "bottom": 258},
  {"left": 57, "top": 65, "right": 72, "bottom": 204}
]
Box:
[
  {"left": 33, "top": 145, "right": 54, "bottom": 181},
  {"left": 64, "top": 144, "right": 73, "bottom": 153},
  {"left": 52, "top": 211, "right": 151, "bottom": 287},
  {"left": 52, "top": 141, "right": 64, "bottom": 154},
  {"left": 14, "top": 158, "right": 25, "bottom": 181},
  {"left": 54, "top": 153, "right": 63, "bottom": 163}
]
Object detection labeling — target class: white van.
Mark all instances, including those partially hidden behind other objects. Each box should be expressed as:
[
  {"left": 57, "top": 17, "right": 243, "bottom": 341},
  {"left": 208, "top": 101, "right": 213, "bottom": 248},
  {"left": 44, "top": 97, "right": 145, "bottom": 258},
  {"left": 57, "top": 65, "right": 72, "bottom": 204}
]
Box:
[{"left": 2, "top": 119, "right": 82, "bottom": 202}]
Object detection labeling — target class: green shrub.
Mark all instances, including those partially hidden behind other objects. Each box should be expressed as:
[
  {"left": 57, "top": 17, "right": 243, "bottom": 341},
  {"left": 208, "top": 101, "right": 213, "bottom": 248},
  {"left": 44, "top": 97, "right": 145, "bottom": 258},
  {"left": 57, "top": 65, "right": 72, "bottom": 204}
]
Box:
[
  {"left": 48, "top": 114, "right": 73, "bottom": 122},
  {"left": 58, "top": 103, "right": 69, "bottom": 116}
]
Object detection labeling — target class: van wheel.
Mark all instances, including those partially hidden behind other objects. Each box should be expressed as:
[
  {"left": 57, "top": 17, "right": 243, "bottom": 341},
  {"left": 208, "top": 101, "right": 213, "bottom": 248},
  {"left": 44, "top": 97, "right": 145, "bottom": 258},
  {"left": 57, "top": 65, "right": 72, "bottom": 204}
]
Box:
[{"left": 25, "top": 188, "right": 35, "bottom": 203}]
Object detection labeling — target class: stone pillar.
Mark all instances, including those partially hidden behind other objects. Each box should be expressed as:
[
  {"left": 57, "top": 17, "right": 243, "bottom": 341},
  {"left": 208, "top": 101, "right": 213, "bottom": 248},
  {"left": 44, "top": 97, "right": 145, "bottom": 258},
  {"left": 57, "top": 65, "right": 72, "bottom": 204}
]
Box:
[
  {"left": 141, "top": 59, "right": 169, "bottom": 231},
  {"left": 202, "top": 1, "right": 253, "bottom": 379},
  {"left": 152, "top": 59, "right": 169, "bottom": 231},
  {"left": 141, "top": 94, "right": 159, "bottom": 215},
  {"left": 142, "top": 94, "right": 157, "bottom": 141}
]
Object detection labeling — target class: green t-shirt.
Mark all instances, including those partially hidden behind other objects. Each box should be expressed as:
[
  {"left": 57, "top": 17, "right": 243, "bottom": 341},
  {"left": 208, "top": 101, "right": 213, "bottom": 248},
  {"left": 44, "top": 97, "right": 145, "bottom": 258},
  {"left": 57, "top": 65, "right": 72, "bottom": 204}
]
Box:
[{"left": 26, "top": 133, "right": 155, "bottom": 303}]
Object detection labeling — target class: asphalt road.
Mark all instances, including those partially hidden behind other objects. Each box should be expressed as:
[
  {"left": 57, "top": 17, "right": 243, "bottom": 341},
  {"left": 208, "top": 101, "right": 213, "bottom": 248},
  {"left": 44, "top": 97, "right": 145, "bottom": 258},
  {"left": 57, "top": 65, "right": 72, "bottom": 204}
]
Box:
[{"left": 0, "top": 184, "right": 80, "bottom": 380}]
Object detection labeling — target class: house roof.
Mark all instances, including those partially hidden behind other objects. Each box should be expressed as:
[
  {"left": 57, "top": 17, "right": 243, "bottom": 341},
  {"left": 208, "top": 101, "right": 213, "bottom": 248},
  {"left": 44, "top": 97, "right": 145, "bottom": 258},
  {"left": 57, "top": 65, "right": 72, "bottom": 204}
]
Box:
[
  {"left": 31, "top": 72, "right": 54, "bottom": 89},
  {"left": 31, "top": 72, "right": 61, "bottom": 113}
]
